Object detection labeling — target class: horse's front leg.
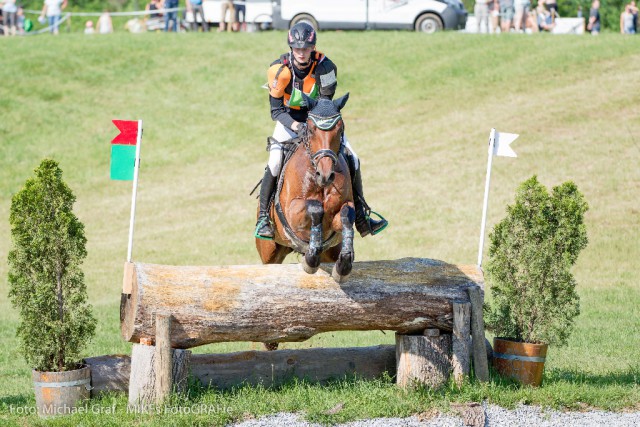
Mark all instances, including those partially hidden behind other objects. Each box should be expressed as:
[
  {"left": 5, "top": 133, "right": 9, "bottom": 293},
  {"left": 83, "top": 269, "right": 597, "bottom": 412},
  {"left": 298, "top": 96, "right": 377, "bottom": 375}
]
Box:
[
  {"left": 302, "top": 199, "right": 323, "bottom": 274},
  {"left": 332, "top": 203, "right": 355, "bottom": 283}
]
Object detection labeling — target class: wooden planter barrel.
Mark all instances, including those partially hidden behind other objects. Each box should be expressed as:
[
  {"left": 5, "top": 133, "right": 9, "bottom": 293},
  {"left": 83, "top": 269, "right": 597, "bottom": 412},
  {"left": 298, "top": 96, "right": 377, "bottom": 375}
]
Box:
[
  {"left": 32, "top": 365, "right": 91, "bottom": 417},
  {"left": 493, "top": 338, "right": 548, "bottom": 386}
]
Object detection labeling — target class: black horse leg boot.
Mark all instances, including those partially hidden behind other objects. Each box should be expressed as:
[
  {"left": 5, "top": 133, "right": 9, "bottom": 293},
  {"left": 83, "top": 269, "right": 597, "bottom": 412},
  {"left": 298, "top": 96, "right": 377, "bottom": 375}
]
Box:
[
  {"left": 352, "top": 168, "right": 388, "bottom": 237},
  {"left": 255, "top": 168, "right": 277, "bottom": 239}
]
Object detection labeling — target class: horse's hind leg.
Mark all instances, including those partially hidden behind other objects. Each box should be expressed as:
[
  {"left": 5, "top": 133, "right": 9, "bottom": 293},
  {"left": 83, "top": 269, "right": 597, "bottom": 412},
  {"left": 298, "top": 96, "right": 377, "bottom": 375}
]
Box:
[
  {"left": 302, "top": 200, "right": 323, "bottom": 274},
  {"left": 332, "top": 204, "right": 355, "bottom": 283},
  {"left": 256, "top": 238, "right": 292, "bottom": 264}
]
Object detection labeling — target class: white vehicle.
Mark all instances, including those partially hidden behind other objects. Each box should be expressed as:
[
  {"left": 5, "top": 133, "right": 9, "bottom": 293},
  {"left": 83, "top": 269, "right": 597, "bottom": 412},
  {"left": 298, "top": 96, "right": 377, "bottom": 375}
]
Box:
[
  {"left": 272, "top": 0, "right": 467, "bottom": 33},
  {"left": 187, "top": 0, "right": 466, "bottom": 33}
]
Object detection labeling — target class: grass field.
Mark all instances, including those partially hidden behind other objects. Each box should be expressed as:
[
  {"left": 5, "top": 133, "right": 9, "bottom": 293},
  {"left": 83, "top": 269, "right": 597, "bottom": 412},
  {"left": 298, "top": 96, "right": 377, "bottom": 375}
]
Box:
[{"left": 0, "top": 31, "right": 639, "bottom": 425}]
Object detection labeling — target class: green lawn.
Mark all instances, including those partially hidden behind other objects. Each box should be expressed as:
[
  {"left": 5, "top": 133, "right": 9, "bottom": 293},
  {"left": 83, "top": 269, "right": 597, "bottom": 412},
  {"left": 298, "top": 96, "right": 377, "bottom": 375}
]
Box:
[{"left": 0, "top": 31, "right": 639, "bottom": 425}]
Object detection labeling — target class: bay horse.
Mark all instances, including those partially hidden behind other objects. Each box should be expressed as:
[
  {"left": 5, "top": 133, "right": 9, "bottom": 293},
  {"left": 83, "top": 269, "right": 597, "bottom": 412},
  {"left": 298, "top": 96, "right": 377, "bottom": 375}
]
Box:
[{"left": 256, "top": 93, "right": 355, "bottom": 283}]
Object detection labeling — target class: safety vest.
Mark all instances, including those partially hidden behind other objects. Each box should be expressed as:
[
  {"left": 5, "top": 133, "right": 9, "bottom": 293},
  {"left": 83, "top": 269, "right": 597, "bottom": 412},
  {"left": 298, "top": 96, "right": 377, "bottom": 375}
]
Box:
[{"left": 267, "top": 51, "right": 325, "bottom": 110}]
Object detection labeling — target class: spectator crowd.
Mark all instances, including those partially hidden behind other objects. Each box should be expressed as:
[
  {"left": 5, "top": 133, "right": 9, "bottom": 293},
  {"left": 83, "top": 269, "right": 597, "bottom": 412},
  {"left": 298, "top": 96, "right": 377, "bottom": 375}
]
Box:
[{"left": 2, "top": 0, "right": 639, "bottom": 36}]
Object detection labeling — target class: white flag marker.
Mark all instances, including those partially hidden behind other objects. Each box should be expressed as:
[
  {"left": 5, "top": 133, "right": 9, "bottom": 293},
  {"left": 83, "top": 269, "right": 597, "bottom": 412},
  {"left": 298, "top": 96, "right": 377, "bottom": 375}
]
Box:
[
  {"left": 492, "top": 131, "right": 518, "bottom": 158},
  {"left": 477, "top": 128, "right": 519, "bottom": 268}
]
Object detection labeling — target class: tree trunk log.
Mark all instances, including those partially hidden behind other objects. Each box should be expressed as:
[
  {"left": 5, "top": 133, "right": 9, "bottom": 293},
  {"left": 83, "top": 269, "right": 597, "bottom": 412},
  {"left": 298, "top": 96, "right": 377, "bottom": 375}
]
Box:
[
  {"left": 396, "top": 333, "right": 452, "bottom": 389},
  {"left": 86, "top": 345, "right": 395, "bottom": 393},
  {"left": 452, "top": 302, "right": 471, "bottom": 386},
  {"left": 127, "top": 343, "right": 190, "bottom": 409},
  {"left": 120, "top": 257, "right": 483, "bottom": 349},
  {"left": 84, "top": 355, "right": 131, "bottom": 397},
  {"left": 193, "top": 345, "right": 396, "bottom": 389}
]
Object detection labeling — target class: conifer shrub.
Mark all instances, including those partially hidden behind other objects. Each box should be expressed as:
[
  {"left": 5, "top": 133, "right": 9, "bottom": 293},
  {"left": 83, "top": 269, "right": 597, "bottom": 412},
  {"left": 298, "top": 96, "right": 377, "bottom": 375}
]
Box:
[
  {"left": 7, "top": 159, "right": 96, "bottom": 372},
  {"left": 484, "top": 176, "right": 588, "bottom": 346}
]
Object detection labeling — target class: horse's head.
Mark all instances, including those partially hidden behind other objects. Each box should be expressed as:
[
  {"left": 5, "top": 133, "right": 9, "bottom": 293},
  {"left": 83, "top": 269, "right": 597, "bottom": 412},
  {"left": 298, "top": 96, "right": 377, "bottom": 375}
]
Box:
[{"left": 302, "top": 93, "right": 349, "bottom": 188}]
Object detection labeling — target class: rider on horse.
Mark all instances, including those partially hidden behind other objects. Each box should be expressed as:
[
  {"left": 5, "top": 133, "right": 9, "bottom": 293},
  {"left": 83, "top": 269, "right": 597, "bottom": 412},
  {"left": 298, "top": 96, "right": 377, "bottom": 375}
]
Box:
[{"left": 255, "top": 22, "right": 388, "bottom": 240}]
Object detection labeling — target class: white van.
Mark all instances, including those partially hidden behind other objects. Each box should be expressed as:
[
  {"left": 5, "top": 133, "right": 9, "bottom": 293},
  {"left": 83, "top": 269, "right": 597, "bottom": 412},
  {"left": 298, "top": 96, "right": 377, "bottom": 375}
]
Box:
[
  {"left": 272, "top": 0, "right": 467, "bottom": 33},
  {"left": 187, "top": 0, "right": 466, "bottom": 33}
]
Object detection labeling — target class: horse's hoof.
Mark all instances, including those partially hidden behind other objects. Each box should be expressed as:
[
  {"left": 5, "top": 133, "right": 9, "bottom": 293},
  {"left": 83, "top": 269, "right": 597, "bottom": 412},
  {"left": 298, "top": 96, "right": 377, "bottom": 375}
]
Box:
[
  {"left": 332, "top": 264, "right": 350, "bottom": 283},
  {"left": 301, "top": 258, "right": 319, "bottom": 274}
]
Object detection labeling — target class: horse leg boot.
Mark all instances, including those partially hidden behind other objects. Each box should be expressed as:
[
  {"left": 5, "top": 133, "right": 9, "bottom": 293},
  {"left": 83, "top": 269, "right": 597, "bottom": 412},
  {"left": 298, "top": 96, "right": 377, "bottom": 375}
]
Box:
[
  {"left": 302, "top": 200, "right": 323, "bottom": 274},
  {"left": 332, "top": 205, "right": 355, "bottom": 283},
  {"left": 255, "top": 168, "right": 277, "bottom": 239},
  {"left": 349, "top": 161, "right": 389, "bottom": 238}
]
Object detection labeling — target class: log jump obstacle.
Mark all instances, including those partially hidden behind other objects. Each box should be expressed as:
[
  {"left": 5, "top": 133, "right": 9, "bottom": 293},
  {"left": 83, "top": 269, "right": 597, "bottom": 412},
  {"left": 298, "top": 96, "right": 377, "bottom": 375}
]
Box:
[{"left": 91, "top": 258, "right": 488, "bottom": 404}]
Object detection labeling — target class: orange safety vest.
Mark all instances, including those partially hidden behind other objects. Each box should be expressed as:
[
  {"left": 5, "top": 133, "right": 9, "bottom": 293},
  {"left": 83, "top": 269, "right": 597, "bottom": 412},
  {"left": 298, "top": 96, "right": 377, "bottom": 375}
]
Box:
[{"left": 267, "top": 51, "right": 325, "bottom": 110}]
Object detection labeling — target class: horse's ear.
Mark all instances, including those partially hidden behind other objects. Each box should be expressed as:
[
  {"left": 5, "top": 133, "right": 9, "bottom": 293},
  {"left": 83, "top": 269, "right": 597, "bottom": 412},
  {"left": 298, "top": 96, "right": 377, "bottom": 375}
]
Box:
[
  {"left": 301, "top": 93, "right": 317, "bottom": 110},
  {"left": 333, "top": 93, "right": 349, "bottom": 111}
]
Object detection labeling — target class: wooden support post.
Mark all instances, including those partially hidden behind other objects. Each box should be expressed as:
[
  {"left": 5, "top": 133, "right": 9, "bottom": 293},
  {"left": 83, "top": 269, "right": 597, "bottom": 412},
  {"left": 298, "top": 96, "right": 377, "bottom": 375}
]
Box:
[
  {"left": 452, "top": 301, "right": 471, "bottom": 386},
  {"left": 468, "top": 286, "right": 489, "bottom": 382},
  {"left": 395, "top": 333, "right": 452, "bottom": 389},
  {"left": 128, "top": 314, "right": 191, "bottom": 410},
  {"left": 154, "top": 312, "right": 172, "bottom": 404}
]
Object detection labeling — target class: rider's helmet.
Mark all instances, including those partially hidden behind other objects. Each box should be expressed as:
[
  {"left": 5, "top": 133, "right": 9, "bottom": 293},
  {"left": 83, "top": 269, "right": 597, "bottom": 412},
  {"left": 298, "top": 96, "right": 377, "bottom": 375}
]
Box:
[{"left": 287, "top": 22, "right": 316, "bottom": 49}]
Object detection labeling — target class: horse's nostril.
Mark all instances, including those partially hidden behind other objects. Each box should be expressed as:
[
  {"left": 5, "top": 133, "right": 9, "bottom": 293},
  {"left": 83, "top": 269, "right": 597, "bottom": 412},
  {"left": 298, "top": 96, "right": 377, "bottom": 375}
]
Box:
[{"left": 328, "top": 172, "right": 335, "bottom": 182}]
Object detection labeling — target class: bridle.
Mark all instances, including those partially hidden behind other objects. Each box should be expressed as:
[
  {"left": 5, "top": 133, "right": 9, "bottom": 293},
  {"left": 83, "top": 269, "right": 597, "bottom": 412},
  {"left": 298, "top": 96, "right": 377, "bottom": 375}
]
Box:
[{"left": 303, "top": 112, "right": 343, "bottom": 170}]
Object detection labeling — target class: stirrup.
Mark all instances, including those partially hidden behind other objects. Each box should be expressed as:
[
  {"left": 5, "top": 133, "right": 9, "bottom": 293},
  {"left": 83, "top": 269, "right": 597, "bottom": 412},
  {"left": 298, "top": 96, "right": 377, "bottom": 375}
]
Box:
[
  {"left": 254, "top": 216, "right": 274, "bottom": 240},
  {"left": 367, "top": 210, "right": 388, "bottom": 236}
]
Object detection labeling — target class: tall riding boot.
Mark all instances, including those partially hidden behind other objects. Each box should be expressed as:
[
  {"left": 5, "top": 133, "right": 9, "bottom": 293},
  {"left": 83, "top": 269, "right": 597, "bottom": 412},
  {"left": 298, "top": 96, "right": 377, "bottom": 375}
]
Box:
[
  {"left": 352, "top": 168, "right": 388, "bottom": 237},
  {"left": 255, "top": 168, "right": 277, "bottom": 239}
]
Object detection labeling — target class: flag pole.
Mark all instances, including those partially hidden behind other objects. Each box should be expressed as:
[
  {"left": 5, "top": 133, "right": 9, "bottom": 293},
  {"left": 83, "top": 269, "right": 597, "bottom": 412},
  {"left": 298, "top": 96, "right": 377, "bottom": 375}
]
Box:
[
  {"left": 126, "top": 120, "right": 143, "bottom": 263},
  {"left": 477, "top": 128, "right": 496, "bottom": 268}
]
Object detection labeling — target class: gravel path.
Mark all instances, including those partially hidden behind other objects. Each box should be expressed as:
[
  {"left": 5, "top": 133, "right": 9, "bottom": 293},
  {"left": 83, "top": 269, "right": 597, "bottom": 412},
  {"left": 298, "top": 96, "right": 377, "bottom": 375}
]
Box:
[{"left": 231, "top": 403, "right": 640, "bottom": 427}]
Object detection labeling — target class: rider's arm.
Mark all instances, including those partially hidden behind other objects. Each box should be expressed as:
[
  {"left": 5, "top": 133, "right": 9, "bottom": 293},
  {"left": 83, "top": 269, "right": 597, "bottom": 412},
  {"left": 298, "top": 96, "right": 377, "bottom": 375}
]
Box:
[
  {"left": 270, "top": 95, "right": 297, "bottom": 130},
  {"left": 315, "top": 58, "right": 338, "bottom": 100},
  {"left": 268, "top": 63, "right": 298, "bottom": 130}
]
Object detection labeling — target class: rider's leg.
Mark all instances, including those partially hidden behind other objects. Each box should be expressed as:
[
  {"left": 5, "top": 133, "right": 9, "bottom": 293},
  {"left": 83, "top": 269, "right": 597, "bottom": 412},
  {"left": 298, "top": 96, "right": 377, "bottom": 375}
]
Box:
[
  {"left": 342, "top": 136, "right": 388, "bottom": 237},
  {"left": 255, "top": 123, "right": 296, "bottom": 239}
]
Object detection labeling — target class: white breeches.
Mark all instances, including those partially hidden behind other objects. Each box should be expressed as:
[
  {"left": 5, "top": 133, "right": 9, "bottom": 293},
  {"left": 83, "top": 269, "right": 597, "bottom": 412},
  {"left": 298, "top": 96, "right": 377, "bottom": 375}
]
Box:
[{"left": 268, "top": 121, "right": 360, "bottom": 176}]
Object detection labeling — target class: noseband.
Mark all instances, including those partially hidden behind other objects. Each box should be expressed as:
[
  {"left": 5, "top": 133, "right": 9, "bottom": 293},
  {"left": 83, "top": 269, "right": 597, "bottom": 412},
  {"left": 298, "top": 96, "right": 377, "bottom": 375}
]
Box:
[{"left": 304, "top": 112, "right": 342, "bottom": 169}]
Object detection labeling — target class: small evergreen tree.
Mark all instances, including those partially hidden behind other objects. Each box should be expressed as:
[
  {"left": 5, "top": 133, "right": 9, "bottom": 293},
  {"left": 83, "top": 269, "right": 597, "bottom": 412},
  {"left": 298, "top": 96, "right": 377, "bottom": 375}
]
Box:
[
  {"left": 485, "top": 176, "right": 588, "bottom": 346},
  {"left": 8, "top": 159, "right": 96, "bottom": 372}
]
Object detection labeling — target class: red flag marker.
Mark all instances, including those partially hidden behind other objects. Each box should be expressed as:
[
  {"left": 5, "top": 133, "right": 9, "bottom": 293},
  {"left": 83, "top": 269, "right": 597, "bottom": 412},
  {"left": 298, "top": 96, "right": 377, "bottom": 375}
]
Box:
[{"left": 111, "top": 120, "right": 139, "bottom": 145}]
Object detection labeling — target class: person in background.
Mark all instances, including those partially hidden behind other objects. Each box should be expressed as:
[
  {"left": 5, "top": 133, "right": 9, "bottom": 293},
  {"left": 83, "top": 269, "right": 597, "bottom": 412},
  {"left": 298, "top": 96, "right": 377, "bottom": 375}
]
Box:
[
  {"left": 96, "top": 10, "right": 113, "bottom": 34},
  {"left": 233, "top": 0, "right": 245, "bottom": 31},
  {"left": 187, "top": 0, "right": 208, "bottom": 32},
  {"left": 544, "top": 0, "right": 557, "bottom": 20},
  {"left": 587, "top": 0, "right": 600, "bottom": 34},
  {"left": 499, "top": 0, "right": 514, "bottom": 32},
  {"left": 2, "top": 0, "right": 18, "bottom": 36},
  {"left": 146, "top": 0, "right": 162, "bottom": 19},
  {"left": 475, "top": 0, "right": 490, "bottom": 33},
  {"left": 620, "top": 4, "right": 636, "bottom": 33},
  {"left": 490, "top": 0, "right": 501, "bottom": 33},
  {"left": 39, "top": 0, "right": 67, "bottom": 35},
  {"left": 219, "top": 0, "right": 234, "bottom": 32},
  {"left": 164, "top": 0, "right": 179, "bottom": 32},
  {"left": 513, "top": 0, "right": 530, "bottom": 32},
  {"left": 629, "top": 1, "right": 638, "bottom": 32},
  {"left": 17, "top": 7, "right": 28, "bottom": 34},
  {"left": 537, "top": 0, "right": 555, "bottom": 31},
  {"left": 84, "top": 20, "right": 94, "bottom": 34}
]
